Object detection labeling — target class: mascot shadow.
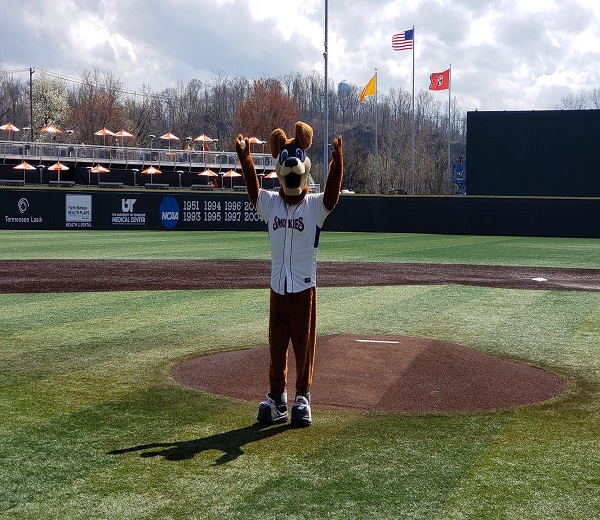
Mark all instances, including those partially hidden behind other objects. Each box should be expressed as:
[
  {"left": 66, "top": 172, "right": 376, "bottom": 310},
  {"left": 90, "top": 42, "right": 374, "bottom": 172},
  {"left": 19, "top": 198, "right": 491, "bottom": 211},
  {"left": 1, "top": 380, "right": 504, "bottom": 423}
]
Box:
[{"left": 108, "top": 422, "right": 293, "bottom": 466}]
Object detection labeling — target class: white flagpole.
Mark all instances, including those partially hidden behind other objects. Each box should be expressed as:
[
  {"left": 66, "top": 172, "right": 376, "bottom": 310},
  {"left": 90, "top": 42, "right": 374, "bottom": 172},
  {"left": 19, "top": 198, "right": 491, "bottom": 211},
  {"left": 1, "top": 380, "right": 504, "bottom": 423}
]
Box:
[
  {"left": 411, "top": 25, "right": 415, "bottom": 195},
  {"left": 448, "top": 64, "right": 451, "bottom": 184},
  {"left": 323, "top": 0, "right": 329, "bottom": 187},
  {"left": 375, "top": 69, "right": 379, "bottom": 194}
]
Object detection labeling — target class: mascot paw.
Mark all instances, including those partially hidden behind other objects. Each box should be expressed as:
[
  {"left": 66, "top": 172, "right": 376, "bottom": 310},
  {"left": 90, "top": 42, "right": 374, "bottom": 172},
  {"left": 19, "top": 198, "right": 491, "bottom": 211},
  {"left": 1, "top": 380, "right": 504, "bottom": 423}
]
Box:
[{"left": 235, "top": 134, "right": 250, "bottom": 162}]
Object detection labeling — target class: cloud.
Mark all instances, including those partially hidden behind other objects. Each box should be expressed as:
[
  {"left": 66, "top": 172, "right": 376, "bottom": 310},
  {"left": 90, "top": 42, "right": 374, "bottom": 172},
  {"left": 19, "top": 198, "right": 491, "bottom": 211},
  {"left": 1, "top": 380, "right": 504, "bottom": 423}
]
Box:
[{"left": 2, "top": 0, "right": 600, "bottom": 111}]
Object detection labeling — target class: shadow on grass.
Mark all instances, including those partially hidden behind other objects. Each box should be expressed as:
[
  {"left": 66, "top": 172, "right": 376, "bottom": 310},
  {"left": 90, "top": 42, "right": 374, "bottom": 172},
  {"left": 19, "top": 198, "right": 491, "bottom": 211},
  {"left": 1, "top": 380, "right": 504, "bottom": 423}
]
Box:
[{"left": 108, "top": 422, "right": 294, "bottom": 465}]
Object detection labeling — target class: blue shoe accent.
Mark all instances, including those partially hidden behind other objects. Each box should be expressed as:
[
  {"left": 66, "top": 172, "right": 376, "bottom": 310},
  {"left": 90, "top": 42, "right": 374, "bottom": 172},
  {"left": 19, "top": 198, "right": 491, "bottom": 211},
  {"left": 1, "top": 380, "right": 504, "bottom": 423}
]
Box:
[
  {"left": 257, "top": 392, "right": 288, "bottom": 423},
  {"left": 291, "top": 394, "right": 312, "bottom": 427}
]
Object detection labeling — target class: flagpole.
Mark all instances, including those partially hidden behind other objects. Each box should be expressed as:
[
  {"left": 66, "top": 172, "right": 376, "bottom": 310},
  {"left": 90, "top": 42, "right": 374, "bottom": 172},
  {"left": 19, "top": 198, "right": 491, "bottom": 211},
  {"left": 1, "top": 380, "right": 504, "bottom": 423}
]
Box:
[
  {"left": 375, "top": 69, "right": 379, "bottom": 194},
  {"left": 411, "top": 24, "right": 415, "bottom": 195},
  {"left": 323, "top": 0, "right": 329, "bottom": 187},
  {"left": 448, "top": 64, "right": 451, "bottom": 185}
]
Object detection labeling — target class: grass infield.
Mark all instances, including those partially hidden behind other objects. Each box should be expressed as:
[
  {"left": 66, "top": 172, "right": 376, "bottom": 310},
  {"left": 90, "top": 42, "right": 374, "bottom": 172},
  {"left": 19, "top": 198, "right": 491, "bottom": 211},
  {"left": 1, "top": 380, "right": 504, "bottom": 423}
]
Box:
[{"left": 0, "top": 230, "right": 599, "bottom": 519}]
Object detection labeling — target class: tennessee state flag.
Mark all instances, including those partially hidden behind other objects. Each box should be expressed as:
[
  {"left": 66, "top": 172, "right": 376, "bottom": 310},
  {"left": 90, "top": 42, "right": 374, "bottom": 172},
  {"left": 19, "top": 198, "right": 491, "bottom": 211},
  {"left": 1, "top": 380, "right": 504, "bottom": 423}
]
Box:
[
  {"left": 359, "top": 74, "right": 376, "bottom": 103},
  {"left": 429, "top": 69, "right": 450, "bottom": 91}
]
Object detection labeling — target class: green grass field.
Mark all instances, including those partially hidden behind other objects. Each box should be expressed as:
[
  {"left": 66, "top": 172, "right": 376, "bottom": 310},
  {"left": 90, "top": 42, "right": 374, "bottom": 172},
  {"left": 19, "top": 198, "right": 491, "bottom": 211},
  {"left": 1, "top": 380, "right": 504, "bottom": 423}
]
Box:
[{"left": 1, "top": 230, "right": 599, "bottom": 519}]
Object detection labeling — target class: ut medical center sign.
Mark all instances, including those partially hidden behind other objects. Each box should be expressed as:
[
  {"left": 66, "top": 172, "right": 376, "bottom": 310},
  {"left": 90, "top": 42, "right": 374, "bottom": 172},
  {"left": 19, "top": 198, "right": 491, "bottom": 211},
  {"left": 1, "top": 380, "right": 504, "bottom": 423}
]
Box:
[
  {"left": 0, "top": 189, "right": 265, "bottom": 231},
  {"left": 96, "top": 191, "right": 265, "bottom": 231}
]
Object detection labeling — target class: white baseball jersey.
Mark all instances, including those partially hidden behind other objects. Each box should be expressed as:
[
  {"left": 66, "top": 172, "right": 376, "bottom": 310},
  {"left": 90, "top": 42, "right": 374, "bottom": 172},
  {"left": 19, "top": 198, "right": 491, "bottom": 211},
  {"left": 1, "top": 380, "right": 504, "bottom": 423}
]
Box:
[{"left": 256, "top": 189, "right": 331, "bottom": 295}]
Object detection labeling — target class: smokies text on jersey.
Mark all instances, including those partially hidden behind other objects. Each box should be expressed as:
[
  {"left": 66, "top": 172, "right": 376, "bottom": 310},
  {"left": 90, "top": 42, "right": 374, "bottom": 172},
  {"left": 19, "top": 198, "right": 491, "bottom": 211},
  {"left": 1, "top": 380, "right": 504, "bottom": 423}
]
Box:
[{"left": 272, "top": 216, "right": 305, "bottom": 232}]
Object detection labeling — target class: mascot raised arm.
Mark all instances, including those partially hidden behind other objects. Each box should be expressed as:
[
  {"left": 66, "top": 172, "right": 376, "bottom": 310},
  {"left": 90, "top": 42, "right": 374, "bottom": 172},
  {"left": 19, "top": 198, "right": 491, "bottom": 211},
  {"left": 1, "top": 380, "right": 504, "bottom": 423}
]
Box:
[{"left": 236, "top": 121, "right": 343, "bottom": 426}]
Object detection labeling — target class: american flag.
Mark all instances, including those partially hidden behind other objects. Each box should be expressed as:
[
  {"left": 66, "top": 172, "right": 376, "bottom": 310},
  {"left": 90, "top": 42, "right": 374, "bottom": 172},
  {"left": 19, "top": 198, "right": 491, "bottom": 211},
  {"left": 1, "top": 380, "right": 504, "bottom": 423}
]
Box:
[{"left": 392, "top": 29, "right": 414, "bottom": 51}]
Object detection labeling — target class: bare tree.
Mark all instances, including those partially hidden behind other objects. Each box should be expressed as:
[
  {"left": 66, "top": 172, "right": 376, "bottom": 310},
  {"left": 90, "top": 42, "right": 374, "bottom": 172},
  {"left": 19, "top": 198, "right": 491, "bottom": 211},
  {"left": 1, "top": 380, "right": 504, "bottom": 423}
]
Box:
[{"left": 234, "top": 77, "right": 300, "bottom": 142}]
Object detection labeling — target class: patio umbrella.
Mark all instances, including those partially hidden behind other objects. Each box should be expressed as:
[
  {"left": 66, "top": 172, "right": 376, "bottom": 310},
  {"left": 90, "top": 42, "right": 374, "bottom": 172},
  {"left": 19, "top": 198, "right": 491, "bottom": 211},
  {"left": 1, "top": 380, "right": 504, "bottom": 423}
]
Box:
[
  {"left": 90, "top": 164, "right": 110, "bottom": 185},
  {"left": 198, "top": 168, "right": 218, "bottom": 187},
  {"left": 114, "top": 129, "right": 134, "bottom": 147},
  {"left": 248, "top": 136, "right": 265, "bottom": 152},
  {"left": 194, "top": 133, "right": 214, "bottom": 149},
  {"left": 48, "top": 161, "right": 69, "bottom": 182},
  {"left": 13, "top": 160, "right": 35, "bottom": 183},
  {"left": 141, "top": 165, "right": 161, "bottom": 185},
  {"left": 95, "top": 127, "right": 115, "bottom": 146},
  {"left": 223, "top": 169, "right": 242, "bottom": 189},
  {"left": 160, "top": 132, "right": 179, "bottom": 151},
  {"left": 42, "top": 125, "right": 61, "bottom": 135},
  {"left": 0, "top": 122, "right": 20, "bottom": 140},
  {"left": 265, "top": 170, "right": 278, "bottom": 189},
  {"left": 194, "top": 134, "right": 214, "bottom": 166}
]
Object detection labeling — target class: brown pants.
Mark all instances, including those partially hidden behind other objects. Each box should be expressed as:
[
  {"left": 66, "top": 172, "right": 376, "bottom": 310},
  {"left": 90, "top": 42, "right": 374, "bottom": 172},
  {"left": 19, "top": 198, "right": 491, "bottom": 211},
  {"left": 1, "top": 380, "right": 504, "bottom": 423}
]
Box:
[{"left": 268, "top": 287, "right": 317, "bottom": 395}]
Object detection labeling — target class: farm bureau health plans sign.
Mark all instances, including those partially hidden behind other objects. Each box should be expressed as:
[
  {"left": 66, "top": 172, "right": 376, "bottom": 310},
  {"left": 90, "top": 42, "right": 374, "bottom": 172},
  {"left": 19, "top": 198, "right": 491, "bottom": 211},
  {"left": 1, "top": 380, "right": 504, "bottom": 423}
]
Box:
[{"left": 65, "top": 195, "right": 92, "bottom": 228}]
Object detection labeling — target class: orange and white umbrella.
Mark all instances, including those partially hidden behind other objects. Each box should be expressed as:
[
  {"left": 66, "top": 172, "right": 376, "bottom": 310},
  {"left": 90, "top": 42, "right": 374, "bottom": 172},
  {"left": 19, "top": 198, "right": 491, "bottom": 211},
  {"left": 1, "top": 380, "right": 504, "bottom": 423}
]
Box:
[
  {"left": 88, "top": 164, "right": 110, "bottom": 184},
  {"left": 1, "top": 122, "right": 20, "bottom": 133},
  {"left": 90, "top": 164, "right": 110, "bottom": 173},
  {"left": 142, "top": 166, "right": 161, "bottom": 175},
  {"left": 198, "top": 168, "right": 218, "bottom": 177},
  {"left": 194, "top": 133, "right": 214, "bottom": 152},
  {"left": 264, "top": 171, "right": 279, "bottom": 188},
  {"left": 160, "top": 132, "right": 179, "bottom": 151},
  {"left": 114, "top": 129, "right": 134, "bottom": 146},
  {"left": 2, "top": 123, "right": 23, "bottom": 146},
  {"left": 142, "top": 165, "right": 161, "bottom": 185},
  {"left": 48, "top": 161, "right": 69, "bottom": 171},
  {"left": 13, "top": 160, "right": 35, "bottom": 183},
  {"left": 194, "top": 133, "right": 213, "bottom": 143},
  {"left": 48, "top": 161, "right": 70, "bottom": 182},
  {"left": 248, "top": 136, "right": 265, "bottom": 151},
  {"left": 42, "top": 125, "right": 61, "bottom": 134},
  {"left": 13, "top": 160, "right": 35, "bottom": 170},
  {"left": 223, "top": 169, "right": 242, "bottom": 189},
  {"left": 95, "top": 127, "right": 115, "bottom": 146}
]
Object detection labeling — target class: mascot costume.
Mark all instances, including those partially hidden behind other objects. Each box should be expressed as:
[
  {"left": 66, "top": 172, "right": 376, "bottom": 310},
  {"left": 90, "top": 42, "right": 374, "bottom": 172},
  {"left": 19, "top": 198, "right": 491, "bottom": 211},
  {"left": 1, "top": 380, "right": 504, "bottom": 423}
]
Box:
[{"left": 235, "top": 122, "right": 343, "bottom": 426}]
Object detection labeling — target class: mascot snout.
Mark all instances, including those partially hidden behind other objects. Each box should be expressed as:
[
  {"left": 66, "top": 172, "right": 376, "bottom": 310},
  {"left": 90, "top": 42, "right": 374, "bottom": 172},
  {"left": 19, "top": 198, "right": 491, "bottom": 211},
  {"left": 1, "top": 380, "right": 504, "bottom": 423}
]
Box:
[{"left": 270, "top": 122, "right": 313, "bottom": 197}]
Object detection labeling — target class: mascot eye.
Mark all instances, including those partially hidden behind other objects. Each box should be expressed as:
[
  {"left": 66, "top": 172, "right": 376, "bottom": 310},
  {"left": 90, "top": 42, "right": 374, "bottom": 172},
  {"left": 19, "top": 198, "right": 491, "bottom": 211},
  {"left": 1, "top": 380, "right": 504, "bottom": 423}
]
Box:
[
  {"left": 295, "top": 148, "right": 305, "bottom": 161},
  {"left": 279, "top": 149, "right": 289, "bottom": 163}
]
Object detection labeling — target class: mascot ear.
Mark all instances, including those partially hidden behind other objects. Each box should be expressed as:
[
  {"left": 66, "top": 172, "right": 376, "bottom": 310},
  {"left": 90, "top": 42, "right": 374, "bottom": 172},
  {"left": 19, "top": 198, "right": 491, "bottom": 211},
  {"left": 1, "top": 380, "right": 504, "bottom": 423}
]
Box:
[
  {"left": 270, "top": 129, "right": 287, "bottom": 159},
  {"left": 295, "top": 121, "right": 313, "bottom": 151}
]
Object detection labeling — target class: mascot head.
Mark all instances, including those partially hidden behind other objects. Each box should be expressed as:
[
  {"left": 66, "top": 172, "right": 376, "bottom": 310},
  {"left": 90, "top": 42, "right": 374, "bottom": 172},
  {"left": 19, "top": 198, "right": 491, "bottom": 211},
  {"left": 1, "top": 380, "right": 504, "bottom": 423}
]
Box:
[{"left": 270, "top": 121, "right": 313, "bottom": 197}]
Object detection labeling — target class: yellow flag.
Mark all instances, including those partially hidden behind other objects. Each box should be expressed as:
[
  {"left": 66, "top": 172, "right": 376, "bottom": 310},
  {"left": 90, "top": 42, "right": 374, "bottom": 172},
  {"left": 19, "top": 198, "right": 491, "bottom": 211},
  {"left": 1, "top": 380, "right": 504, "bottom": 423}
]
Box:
[{"left": 359, "top": 74, "right": 376, "bottom": 103}]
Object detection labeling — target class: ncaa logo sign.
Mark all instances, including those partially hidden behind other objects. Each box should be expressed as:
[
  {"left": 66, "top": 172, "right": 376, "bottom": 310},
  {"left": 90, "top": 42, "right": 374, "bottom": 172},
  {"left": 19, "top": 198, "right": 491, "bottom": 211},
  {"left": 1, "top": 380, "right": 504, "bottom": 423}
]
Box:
[{"left": 160, "top": 196, "right": 179, "bottom": 229}]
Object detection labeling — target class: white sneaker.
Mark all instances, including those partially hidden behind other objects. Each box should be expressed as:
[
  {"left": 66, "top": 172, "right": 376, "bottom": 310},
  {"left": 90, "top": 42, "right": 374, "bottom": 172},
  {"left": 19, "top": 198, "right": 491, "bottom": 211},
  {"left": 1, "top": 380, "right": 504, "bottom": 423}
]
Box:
[
  {"left": 257, "top": 392, "right": 288, "bottom": 423},
  {"left": 291, "top": 394, "right": 312, "bottom": 426}
]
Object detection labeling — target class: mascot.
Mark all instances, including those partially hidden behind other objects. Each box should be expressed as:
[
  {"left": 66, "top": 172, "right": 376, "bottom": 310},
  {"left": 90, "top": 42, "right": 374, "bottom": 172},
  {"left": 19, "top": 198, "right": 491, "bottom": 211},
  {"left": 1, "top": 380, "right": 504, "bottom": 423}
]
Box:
[{"left": 235, "top": 122, "right": 343, "bottom": 426}]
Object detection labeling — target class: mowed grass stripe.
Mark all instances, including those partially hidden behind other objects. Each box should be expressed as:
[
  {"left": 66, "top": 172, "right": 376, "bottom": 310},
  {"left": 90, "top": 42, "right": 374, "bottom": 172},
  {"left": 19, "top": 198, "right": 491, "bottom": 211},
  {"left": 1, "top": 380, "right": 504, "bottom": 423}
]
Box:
[
  {"left": 433, "top": 405, "right": 600, "bottom": 519},
  {"left": 1, "top": 230, "right": 599, "bottom": 268}
]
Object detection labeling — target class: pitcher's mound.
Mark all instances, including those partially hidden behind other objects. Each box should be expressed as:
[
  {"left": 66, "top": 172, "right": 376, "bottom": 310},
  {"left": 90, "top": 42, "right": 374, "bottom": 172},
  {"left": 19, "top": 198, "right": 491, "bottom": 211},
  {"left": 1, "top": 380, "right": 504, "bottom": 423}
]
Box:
[{"left": 172, "top": 335, "right": 566, "bottom": 413}]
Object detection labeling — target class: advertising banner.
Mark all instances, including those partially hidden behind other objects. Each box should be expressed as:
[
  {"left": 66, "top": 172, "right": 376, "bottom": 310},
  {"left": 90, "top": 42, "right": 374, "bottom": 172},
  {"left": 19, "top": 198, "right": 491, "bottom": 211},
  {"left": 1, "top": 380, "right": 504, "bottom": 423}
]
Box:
[{"left": 2, "top": 190, "right": 50, "bottom": 229}]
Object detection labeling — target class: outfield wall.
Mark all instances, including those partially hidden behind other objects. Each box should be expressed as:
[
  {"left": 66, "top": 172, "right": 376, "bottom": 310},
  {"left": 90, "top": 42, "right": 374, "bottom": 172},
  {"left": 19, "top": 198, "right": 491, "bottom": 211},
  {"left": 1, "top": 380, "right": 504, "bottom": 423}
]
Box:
[{"left": 1, "top": 187, "right": 598, "bottom": 237}]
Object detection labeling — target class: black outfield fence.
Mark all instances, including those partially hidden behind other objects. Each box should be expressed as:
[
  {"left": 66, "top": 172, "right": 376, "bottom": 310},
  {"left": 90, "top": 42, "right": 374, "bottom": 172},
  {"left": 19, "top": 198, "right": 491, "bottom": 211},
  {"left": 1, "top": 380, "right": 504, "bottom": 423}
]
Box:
[{"left": 1, "top": 187, "right": 598, "bottom": 238}]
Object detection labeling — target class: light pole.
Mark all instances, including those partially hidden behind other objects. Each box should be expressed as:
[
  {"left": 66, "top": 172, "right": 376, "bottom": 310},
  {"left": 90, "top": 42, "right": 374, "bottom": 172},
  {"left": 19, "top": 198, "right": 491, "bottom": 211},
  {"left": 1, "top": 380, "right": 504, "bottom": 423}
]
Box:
[
  {"left": 149, "top": 135, "right": 155, "bottom": 163},
  {"left": 37, "top": 164, "right": 45, "bottom": 184},
  {"left": 29, "top": 68, "right": 35, "bottom": 142},
  {"left": 23, "top": 127, "right": 31, "bottom": 157},
  {"left": 66, "top": 129, "right": 74, "bottom": 156}
]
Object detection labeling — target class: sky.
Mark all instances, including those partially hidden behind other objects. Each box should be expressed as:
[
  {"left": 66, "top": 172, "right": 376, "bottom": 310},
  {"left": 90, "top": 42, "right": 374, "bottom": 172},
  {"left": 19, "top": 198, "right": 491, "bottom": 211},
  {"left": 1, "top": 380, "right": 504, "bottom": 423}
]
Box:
[{"left": 2, "top": 0, "right": 600, "bottom": 113}]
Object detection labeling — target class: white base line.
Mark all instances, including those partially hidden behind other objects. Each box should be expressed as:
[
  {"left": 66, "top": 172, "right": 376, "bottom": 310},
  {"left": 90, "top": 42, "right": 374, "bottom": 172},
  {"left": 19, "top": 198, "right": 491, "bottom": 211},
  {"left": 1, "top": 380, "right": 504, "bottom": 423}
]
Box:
[{"left": 355, "top": 339, "right": 400, "bottom": 344}]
